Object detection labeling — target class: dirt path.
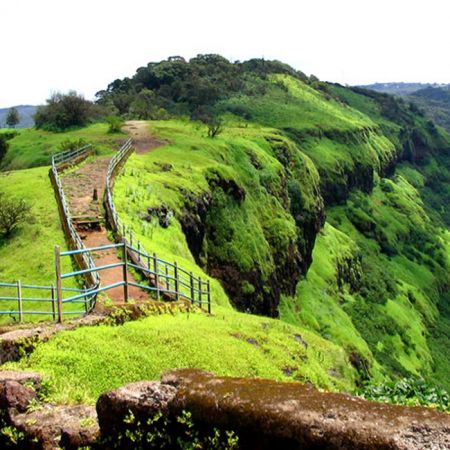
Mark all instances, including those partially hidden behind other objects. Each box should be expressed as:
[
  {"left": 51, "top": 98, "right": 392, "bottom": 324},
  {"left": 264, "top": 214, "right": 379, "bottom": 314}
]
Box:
[
  {"left": 123, "top": 121, "right": 167, "bottom": 153},
  {"left": 61, "top": 122, "right": 165, "bottom": 304}
]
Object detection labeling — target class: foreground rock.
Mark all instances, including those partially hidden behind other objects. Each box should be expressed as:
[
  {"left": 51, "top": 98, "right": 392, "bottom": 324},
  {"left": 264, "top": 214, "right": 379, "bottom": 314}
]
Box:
[
  {"left": 0, "top": 370, "right": 98, "bottom": 449},
  {"left": 12, "top": 404, "right": 99, "bottom": 450},
  {"left": 1, "top": 369, "right": 449, "bottom": 449},
  {"left": 98, "top": 369, "right": 450, "bottom": 449}
]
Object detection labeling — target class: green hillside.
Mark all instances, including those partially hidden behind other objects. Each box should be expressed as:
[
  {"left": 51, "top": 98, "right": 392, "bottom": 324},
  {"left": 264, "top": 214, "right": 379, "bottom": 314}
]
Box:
[
  {"left": 0, "top": 166, "right": 78, "bottom": 320},
  {"left": 2, "top": 56, "right": 450, "bottom": 402},
  {"left": 0, "top": 123, "right": 121, "bottom": 171}
]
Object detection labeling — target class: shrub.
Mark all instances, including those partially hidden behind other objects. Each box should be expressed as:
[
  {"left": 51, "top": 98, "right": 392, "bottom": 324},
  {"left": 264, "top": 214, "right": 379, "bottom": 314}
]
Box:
[
  {"left": 34, "top": 91, "right": 97, "bottom": 131},
  {"left": 356, "top": 378, "right": 450, "bottom": 412},
  {"left": 0, "top": 193, "right": 31, "bottom": 237},
  {"left": 0, "top": 132, "right": 18, "bottom": 166},
  {"left": 58, "top": 138, "right": 89, "bottom": 152},
  {"left": 106, "top": 116, "right": 124, "bottom": 133}
]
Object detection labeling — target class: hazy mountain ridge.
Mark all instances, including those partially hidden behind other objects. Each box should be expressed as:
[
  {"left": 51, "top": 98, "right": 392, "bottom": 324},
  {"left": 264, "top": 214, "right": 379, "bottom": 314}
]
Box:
[
  {"left": 360, "top": 82, "right": 450, "bottom": 132},
  {"left": 0, "top": 105, "right": 37, "bottom": 128},
  {"left": 359, "top": 82, "right": 449, "bottom": 96}
]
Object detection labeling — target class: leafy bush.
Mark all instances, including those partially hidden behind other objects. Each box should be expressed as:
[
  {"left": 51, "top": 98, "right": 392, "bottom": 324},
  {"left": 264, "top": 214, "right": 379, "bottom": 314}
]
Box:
[
  {"left": 356, "top": 378, "right": 450, "bottom": 412},
  {"left": 0, "top": 132, "right": 18, "bottom": 166},
  {"left": 106, "top": 116, "right": 124, "bottom": 133},
  {"left": 58, "top": 138, "right": 89, "bottom": 152},
  {"left": 34, "top": 91, "right": 97, "bottom": 131},
  {"left": 0, "top": 192, "right": 31, "bottom": 237}
]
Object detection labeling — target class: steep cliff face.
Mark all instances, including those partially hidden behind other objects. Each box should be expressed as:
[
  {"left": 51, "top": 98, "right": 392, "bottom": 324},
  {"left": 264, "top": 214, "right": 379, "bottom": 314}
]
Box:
[{"left": 174, "top": 132, "right": 323, "bottom": 316}]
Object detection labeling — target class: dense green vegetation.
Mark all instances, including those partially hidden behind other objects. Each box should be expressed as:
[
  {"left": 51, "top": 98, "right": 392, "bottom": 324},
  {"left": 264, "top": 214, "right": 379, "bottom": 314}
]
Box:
[
  {"left": 1, "top": 56, "right": 449, "bottom": 404},
  {"left": 34, "top": 91, "right": 101, "bottom": 132},
  {"left": 357, "top": 377, "right": 450, "bottom": 412},
  {"left": 107, "top": 57, "right": 450, "bottom": 390}
]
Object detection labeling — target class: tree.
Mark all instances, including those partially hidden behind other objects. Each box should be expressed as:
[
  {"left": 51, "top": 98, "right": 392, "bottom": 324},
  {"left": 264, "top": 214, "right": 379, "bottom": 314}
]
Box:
[
  {"left": 34, "top": 91, "right": 96, "bottom": 131},
  {"left": 6, "top": 107, "right": 20, "bottom": 128},
  {"left": 0, "top": 192, "right": 31, "bottom": 237},
  {"left": 198, "top": 112, "right": 223, "bottom": 138},
  {"left": 0, "top": 132, "right": 17, "bottom": 166}
]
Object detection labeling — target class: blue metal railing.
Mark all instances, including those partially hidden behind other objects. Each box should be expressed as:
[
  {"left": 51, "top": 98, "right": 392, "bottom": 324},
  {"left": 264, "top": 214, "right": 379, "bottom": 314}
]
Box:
[{"left": 104, "top": 140, "right": 212, "bottom": 311}]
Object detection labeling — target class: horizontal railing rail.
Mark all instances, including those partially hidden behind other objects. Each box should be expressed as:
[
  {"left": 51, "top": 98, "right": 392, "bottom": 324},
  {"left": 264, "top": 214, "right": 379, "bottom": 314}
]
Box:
[
  {"left": 0, "top": 280, "right": 93, "bottom": 321},
  {"left": 104, "top": 139, "right": 212, "bottom": 312}
]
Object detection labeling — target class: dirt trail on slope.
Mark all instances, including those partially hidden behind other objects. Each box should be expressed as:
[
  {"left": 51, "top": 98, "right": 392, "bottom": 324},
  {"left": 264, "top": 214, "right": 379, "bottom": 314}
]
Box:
[
  {"left": 123, "top": 121, "right": 168, "bottom": 153},
  {"left": 61, "top": 123, "right": 165, "bottom": 304}
]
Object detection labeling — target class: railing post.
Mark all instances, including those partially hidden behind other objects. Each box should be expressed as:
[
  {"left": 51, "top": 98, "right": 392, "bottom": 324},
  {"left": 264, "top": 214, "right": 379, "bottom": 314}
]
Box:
[
  {"left": 154, "top": 253, "right": 160, "bottom": 300},
  {"left": 198, "top": 276, "right": 202, "bottom": 307},
  {"left": 174, "top": 262, "right": 179, "bottom": 300},
  {"left": 55, "top": 246, "right": 63, "bottom": 323},
  {"left": 207, "top": 280, "right": 211, "bottom": 314},
  {"left": 51, "top": 284, "right": 56, "bottom": 321},
  {"left": 122, "top": 240, "right": 129, "bottom": 303},
  {"left": 84, "top": 287, "right": 88, "bottom": 313},
  {"left": 17, "top": 280, "right": 23, "bottom": 323},
  {"left": 137, "top": 242, "right": 141, "bottom": 261},
  {"left": 165, "top": 265, "right": 170, "bottom": 292},
  {"left": 190, "top": 272, "right": 195, "bottom": 304}
]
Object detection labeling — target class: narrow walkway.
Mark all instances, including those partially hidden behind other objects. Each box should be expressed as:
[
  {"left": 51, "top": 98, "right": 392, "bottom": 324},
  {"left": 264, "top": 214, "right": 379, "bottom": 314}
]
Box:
[{"left": 62, "top": 122, "right": 165, "bottom": 304}]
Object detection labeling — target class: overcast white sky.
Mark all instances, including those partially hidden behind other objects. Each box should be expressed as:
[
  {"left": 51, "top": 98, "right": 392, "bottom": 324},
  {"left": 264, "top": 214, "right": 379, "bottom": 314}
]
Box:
[{"left": 1, "top": 0, "right": 449, "bottom": 107}]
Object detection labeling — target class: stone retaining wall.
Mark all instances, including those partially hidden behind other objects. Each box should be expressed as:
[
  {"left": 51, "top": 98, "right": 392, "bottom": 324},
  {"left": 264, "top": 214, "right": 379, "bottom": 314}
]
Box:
[{"left": 1, "top": 368, "right": 449, "bottom": 449}]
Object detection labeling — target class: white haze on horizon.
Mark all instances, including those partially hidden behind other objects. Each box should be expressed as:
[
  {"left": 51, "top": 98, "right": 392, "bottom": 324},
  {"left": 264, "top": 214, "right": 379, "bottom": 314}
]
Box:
[{"left": 1, "top": 0, "right": 449, "bottom": 107}]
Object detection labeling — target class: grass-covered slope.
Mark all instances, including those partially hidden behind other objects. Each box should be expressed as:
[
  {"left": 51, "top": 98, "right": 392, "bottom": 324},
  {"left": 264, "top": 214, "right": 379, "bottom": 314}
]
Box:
[
  {"left": 0, "top": 166, "right": 77, "bottom": 320},
  {"left": 0, "top": 123, "right": 123, "bottom": 171},
  {"left": 2, "top": 56, "right": 449, "bottom": 398},
  {"left": 111, "top": 73, "right": 450, "bottom": 389},
  {"left": 8, "top": 308, "right": 357, "bottom": 404},
  {"left": 281, "top": 170, "right": 450, "bottom": 386},
  {"left": 114, "top": 120, "right": 323, "bottom": 316}
]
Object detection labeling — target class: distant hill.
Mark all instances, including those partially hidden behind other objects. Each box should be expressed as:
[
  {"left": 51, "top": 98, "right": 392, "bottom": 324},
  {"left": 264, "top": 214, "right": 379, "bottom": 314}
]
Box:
[
  {"left": 359, "top": 82, "right": 449, "bottom": 96},
  {"left": 408, "top": 86, "right": 450, "bottom": 131},
  {"left": 0, "top": 105, "right": 37, "bottom": 128},
  {"left": 359, "top": 83, "right": 450, "bottom": 131}
]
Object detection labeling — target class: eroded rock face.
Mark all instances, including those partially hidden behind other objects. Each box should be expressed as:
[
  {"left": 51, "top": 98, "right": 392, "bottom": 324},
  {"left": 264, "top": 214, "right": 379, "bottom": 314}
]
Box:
[
  {"left": 11, "top": 404, "right": 99, "bottom": 450},
  {"left": 0, "top": 370, "right": 99, "bottom": 450},
  {"left": 97, "top": 381, "right": 177, "bottom": 439},
  {"left": 0, "top": 380, "right": 37, "bottom": 415},
  {"left": 96, "top": 369, "right": 450, "bottom": 450},
  {"left": 0, "top": 370, "right": 42, "bottom": 389}
]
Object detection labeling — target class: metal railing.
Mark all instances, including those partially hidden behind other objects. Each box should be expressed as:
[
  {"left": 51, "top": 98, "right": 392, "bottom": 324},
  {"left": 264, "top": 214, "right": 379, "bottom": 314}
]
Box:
[
  {"left": 0, "top": 144, "right": 101, "bottom": 323},
  {"left": 51, "top": 145, "right": 100, "bottom": 289},
  {"left": 0, "top": 282, "right": 89, "bottom": 322},
  {"left": 55, "top": 242, "right": 211, "bottom": 310},
  {"left": 0, "top": 138, "right": 212, "bottom": 323},
  {"left": 104, "top": 139, "right": 212, "bottom": 312}
]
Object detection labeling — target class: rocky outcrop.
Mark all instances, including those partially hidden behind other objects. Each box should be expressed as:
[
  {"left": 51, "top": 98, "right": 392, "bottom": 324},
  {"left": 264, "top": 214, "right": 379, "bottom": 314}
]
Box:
[
  {"left": 0, "top": 371, "right": 42, "bottom": 421},
  {"left": 2, "top": 369, "right": 449, "bottom": 449},
  {"left": 12, "top": 404, "right": 99, "bottom": 450},
  {"left": 97, "top": 369, "right": 450, "bottom": 450},
  {"left": 180, "top": 191, "right": 211, "bottom": 264},
  {"left": 0, "top": 370, "right": 98, "bottom": 450},
  {"left": 0, "top": 314, "right": 105, "bottom": 365}
]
